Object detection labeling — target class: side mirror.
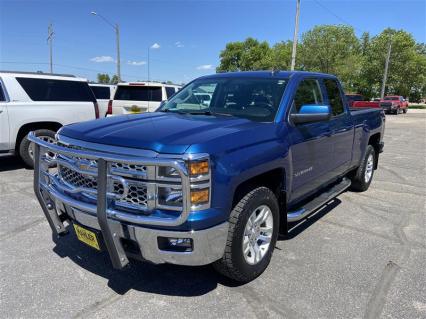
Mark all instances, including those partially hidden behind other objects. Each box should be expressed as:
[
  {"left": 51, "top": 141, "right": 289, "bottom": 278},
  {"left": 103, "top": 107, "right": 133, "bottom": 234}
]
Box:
[{"left": 290, "top": 104, "right": 331, "bottom": 124}]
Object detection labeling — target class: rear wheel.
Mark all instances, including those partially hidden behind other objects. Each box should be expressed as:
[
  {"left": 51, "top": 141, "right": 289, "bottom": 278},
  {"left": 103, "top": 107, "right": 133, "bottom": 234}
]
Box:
[
  {"left": 213, "top": 187, "right": 279, "bottom": 283},
  {"left": 19, "top": 129, "right": 56, "bottom": 168},
  {"left": 349, "top": 145, "right": 376, "bottom": 192}
]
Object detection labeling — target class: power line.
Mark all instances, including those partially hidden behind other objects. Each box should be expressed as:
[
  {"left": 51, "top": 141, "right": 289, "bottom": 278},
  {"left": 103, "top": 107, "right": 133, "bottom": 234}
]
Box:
[
  {"left": 0, "top": 61, "right": 172, "bottom": 82},
  {"left": 312, "top": 0, "right": 365, "bottom": 33}
]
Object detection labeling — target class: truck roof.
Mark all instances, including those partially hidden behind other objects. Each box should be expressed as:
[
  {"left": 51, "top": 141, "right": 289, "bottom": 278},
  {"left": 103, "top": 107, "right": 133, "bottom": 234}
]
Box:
[
  {"left": 0, "top": 70, "right": 87, "bottom": 82},
  {"left": 199, "top": 70, "right": 338, "bottom": 80}
]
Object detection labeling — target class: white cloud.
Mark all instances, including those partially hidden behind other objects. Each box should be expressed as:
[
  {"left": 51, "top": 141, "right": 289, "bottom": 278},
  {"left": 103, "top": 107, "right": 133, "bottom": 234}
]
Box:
[
  {"left": 175, "top": 41, "right": 184, "bottom": 48},
  {"left": 196, "top": 64, "right": 214, "bottom": 70},
  {"left": 150, "top": 43, "right": 160, "bottom": 49},
  {"left": 127, "top": 60, "right": 146, "bottom": 66},
  {"left": 90, "top": 55, "right": 114, "bottom": 63}
]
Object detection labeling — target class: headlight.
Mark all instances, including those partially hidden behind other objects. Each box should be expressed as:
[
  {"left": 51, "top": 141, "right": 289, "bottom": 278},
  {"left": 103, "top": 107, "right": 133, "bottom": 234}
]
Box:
[{"left": 158, "top": 166, "right": 180, "bottom": 178}]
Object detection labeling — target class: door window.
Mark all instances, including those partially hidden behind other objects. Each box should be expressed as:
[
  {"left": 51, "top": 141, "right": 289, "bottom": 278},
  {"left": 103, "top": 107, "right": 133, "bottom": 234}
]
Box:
[
  {"left": 292, "top": 79, "right": 323, "bottom": 113},
  {"left": 324, "top": 79, "right": 345, "bottom": 116}
]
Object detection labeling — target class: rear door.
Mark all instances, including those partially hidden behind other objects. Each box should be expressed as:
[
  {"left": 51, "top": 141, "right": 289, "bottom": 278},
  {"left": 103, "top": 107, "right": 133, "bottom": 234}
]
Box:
[
  {"left": 323, "top": 78, "right": 353, "bottom": 176},
  {"left": 0, "top": 79, "right": 10, "bottom": 151},
  {"left": 288, "top": 78, "right": 333, "bottom": 202}
]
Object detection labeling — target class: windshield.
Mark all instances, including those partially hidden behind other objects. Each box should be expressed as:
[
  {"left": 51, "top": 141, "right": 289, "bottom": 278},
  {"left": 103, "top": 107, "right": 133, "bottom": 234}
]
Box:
[
  {"left": 384, "top": 97, "right": 398, "bottom": 100},
  {"left": 158, "top": 77, "right": 288, "bottom": 122}
]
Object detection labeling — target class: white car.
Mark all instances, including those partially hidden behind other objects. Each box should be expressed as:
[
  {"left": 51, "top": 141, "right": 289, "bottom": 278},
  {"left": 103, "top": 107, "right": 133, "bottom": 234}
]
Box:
[
  {"left": 89, "top": 83, "right": 116, "bottom": 117},
  {"left": 110, "top": 82, "right": 180, "bottom": 115},
  {"left": 0, "top": 71, "right": 99, "bottom": 167}
]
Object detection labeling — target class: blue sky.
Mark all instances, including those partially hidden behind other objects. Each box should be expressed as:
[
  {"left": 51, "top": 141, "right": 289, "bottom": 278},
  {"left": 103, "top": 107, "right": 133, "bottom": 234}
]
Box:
[{"left": 1, "top": 0, "right": 425, "bottom": 84}]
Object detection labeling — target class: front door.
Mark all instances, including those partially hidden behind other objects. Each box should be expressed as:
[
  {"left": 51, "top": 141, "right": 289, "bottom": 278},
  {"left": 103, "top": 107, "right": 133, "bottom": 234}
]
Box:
[
  {"left": 323, "top": 79, "right": 353, "bottom": 176},
  {"left": 288, "top": 78, "right": 333, "bottom": 203}
]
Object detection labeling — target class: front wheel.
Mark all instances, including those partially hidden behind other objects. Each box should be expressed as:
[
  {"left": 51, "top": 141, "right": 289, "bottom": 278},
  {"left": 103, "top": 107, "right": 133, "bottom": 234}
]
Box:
[
  {"left": 403, "top": 108, "right": 407, "bottom": 114},
  {"left": 213, "top": 187, "right": 279, "bottom": 283},
  {"left": 19, "top": 129, "right": 56, "bottom": 168},
  {"left": 349, "top": 145, "right": 376, "bottom": 192}
]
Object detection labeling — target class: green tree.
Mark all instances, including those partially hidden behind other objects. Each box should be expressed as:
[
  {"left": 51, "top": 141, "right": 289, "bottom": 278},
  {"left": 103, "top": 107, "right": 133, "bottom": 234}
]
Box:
[
  {"left": 271, "top": 41, "right": 293, "bottom": 70},
  {"left": 298, "top": 25, "right": 362, "bottom": 92},
  {"left": 97, "top": 73, "right": 110, "bottom": 84},
  {"left": 110, "top": 74, "right": 119, "bottom": 84},
  {"left": 217, "top": 37, "right": 272, "bottom": 72},
  {"left": 360, "top": 28, "right": 426, "bottom": 100}
]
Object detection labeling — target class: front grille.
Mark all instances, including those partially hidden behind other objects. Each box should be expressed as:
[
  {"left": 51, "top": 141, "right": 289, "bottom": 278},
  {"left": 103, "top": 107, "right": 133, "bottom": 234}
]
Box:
[
  {"left": 58, "top": 164, "right": 148, "bottom": 211},
  {"left": 60, "top": 166, "right": 98, "bottom": 190},
  {"left": 117, "top": 182, "right": 148, "bottom": 208},
  {"left": 111, "top": 162, "right": 147, "bottom": 173},
  {"left": 380, "top": 102, "right": 392, "bottom": 107}
]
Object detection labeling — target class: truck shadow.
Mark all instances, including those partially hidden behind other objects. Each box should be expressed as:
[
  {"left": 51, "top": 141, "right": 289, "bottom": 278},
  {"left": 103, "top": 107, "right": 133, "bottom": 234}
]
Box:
[
  {"left": 280, "top": 198, "right": 342, "bottom": 241},
  {"left": 0, "top": 155, "right": 27, "bottom": 172},
  {"left": 51, "top": 197, "right": 342, "bottom": 297},
  {"left": 52, "top": 230, "right": 240, "bottom": 297}
]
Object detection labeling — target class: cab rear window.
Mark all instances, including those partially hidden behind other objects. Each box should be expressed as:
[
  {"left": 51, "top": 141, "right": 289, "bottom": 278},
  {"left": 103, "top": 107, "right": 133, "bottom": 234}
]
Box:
[
  {"left": 114, "top": 86, "right": 162, "bottom": 102},
  {"left": 16, "top": 77, "right": 96, "bottom": 102}
]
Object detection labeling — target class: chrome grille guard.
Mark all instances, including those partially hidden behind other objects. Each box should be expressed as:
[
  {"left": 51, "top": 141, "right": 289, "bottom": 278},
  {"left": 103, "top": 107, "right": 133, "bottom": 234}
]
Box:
[{"left": 28, "top": 131, "right": 198, "bottom": 269}]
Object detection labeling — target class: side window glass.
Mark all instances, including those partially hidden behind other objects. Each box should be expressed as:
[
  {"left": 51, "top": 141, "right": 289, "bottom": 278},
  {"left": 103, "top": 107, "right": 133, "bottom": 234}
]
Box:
[
  {"left": 0, "top": 82, "right": 5, "bottom": 102},
  {"left": 292, "top": 79, "right": 323, "bottom": 113},
  {"left": 324, "top": 79, "right": 344, "bottom": 116}
]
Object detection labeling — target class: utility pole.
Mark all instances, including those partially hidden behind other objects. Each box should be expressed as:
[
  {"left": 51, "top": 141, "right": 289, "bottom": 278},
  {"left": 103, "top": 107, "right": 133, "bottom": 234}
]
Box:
[
  {"left": 115, "top": 24, "right": 121, "bottom": 82},
  {"left": 290, "top": 0, "right": 301, "bottom": 71},
  {"left": 47, "top": 23, "right": 54, "bottom": 73},
  {"left": 147, "top": 47, "right": 150, "bottom": 82},
  {"left": 380, "top": 40, "right": 392, "bottom": 99}
]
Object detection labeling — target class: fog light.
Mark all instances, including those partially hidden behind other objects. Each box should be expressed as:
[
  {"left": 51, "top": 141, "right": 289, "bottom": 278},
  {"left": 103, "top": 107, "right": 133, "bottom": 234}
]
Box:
[
  {"left": 190, "top": 188, "right": 209, "bottom": 205},
  {"left": 188, "top": 160, "right": 209, "bottom": 176},
  {"left": 158, "top": 237, "right": 193, "bottom": 252}
]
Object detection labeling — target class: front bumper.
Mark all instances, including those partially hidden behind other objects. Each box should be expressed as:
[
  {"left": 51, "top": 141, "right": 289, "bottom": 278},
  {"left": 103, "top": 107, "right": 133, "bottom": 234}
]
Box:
[
  {"left": 29, "top": 132, "right": 228, "bottom": 268},
  {"left": 60, "top": 201, "right": 229, "bottom": 266}
]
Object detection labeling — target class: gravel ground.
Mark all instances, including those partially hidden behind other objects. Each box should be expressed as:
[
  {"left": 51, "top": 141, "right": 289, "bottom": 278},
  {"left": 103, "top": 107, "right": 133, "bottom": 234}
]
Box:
[{"left": 0, "top": 112, "right": 425, "bottom": 319}]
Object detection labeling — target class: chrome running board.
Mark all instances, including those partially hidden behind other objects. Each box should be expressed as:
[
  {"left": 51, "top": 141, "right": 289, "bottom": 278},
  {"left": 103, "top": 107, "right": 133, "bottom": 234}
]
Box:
[{"left": 287, "top": 178, "right": 351, "bottom": 222}]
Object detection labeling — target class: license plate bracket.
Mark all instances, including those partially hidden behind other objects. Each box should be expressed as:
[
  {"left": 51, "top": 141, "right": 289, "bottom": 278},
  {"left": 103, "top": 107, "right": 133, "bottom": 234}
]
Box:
[{"left": 73, "top": 223, "right": 101, "bottom": 251}]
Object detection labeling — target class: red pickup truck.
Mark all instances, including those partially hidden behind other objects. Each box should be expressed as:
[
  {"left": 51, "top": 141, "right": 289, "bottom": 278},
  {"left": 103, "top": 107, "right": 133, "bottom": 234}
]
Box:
[
  {"left": 379, "top": 96, "right": 409, "bottom": 114},
  {"left": 346, "top": 94, "right": 380, "bottom": 109}
]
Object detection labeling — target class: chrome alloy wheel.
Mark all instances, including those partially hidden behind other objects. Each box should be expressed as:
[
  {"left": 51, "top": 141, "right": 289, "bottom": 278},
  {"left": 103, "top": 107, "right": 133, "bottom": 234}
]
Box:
[
  {"left": 29, "top": 135, "right": 56, "bottom": 160},
  {"left": 365, "top": 153, "right": 374, "bottom": 183},
  {"left": 243, "top": 205, "right": 274, "bottom": 265}
]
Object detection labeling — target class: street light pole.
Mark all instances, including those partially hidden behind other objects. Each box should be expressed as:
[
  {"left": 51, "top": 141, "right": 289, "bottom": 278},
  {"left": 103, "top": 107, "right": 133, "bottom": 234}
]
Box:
[
  {"left": 290, "top": 0, "right": 301, "bottom": 71},
  {"left": 91, "top": 12, "right": 121, "bottom": 82}
]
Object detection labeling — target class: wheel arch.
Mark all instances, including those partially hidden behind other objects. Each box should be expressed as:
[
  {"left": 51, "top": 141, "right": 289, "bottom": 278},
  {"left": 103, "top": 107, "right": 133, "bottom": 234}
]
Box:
[
  {"left": 15, "top": 121, "right": 62, "bottom": 151},
  {"left": 231, "top": 168, "right": 287, "bottom": 232}
]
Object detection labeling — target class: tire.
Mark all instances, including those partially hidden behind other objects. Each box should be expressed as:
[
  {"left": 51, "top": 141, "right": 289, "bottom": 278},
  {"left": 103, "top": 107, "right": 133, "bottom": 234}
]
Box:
[
  {"left": 403, "top": 108, "right": 407, "bottom": 114},
  {"left": 213, "top": 186, "right": 280, "bottom": 283},
  {"left": 349, "top": 145, "right": 376, "bottom": 192},
  {"left": 394, "top": 108, "right": 399, "bottom": 115},
  {"left": 19, "top": 129, "right": 56, "bottom": 168}
]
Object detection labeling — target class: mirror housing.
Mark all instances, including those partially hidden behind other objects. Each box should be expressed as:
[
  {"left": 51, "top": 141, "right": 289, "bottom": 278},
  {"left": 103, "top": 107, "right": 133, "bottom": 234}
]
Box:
[{"left": 290, "top": 104, "right": 331, "bottom": 124}]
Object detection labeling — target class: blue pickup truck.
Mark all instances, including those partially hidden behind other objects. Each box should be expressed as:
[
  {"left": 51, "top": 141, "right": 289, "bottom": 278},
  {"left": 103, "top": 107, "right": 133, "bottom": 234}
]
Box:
[{"left": 30, "top": 71, "right": 385, "bottom": 282}]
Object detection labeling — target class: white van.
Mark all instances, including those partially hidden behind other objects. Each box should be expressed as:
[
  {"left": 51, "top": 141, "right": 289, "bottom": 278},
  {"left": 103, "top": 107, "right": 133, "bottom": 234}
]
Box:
[
  {"left": 89, "top": 84, "right": 116, "bottom": 117},
  {"left": 110, "top": 82, "right": 180, "bottom": 115}
]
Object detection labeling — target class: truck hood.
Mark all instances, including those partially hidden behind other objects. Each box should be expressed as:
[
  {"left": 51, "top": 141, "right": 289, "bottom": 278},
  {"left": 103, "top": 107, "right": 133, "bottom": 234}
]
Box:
[{"left": 59, "top": 112, "right": 281, "bottom": 155}]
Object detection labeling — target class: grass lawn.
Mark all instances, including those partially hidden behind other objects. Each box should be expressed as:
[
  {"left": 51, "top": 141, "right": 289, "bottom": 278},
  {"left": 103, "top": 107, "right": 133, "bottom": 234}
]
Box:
[{"left": 409, "top": 104, "right": 426, "bottom": 109}]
